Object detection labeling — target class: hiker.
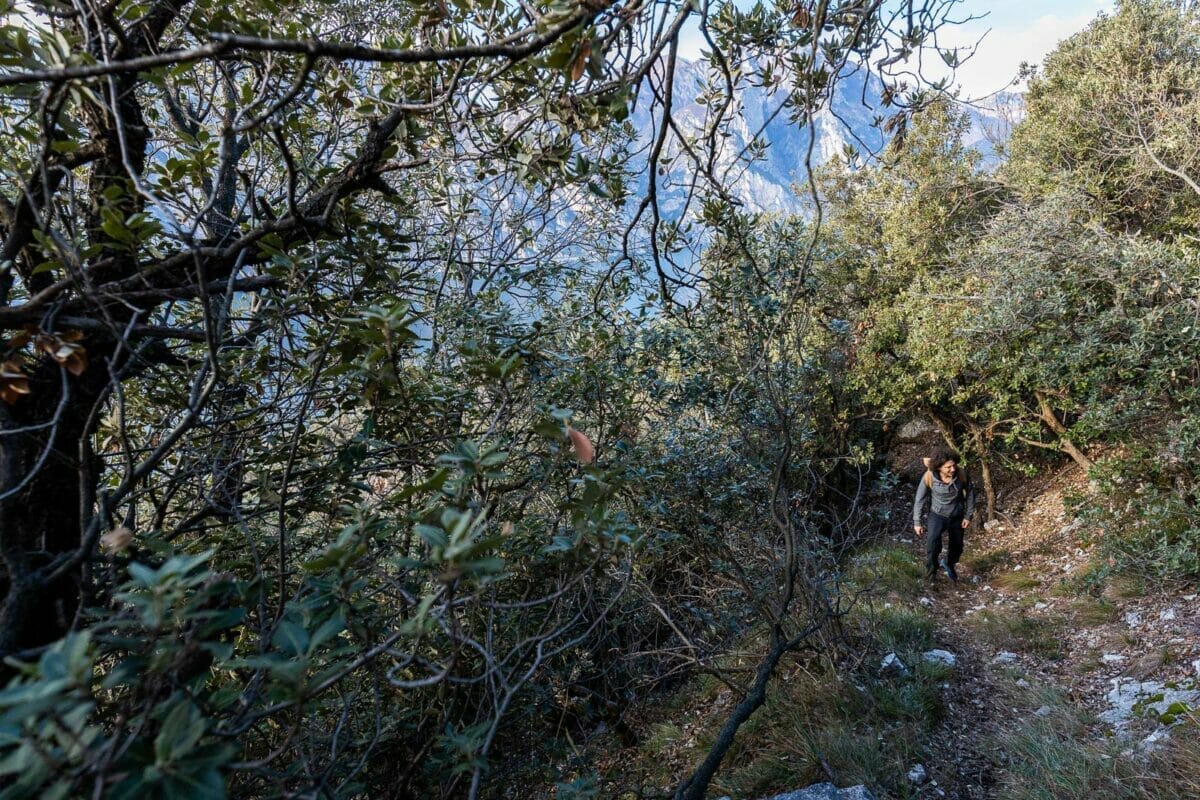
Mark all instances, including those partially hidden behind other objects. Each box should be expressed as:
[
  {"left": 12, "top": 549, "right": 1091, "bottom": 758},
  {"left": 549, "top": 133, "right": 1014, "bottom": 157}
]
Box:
[{"left": 912, "top": 447, "right": 976, "bottom": 581}]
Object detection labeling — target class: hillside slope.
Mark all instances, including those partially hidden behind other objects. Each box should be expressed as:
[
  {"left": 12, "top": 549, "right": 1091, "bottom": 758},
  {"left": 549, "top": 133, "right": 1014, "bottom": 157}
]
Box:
[{"left": 531, "top": 454, "right": 1200, "bottom": 800}]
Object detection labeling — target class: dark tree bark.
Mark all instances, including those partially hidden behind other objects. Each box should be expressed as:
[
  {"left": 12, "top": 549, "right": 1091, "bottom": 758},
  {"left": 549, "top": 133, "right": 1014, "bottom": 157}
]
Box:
[
  {"left": 926, "top": 407, "right": 959, "bottom": 453},
  {"left": 673, "top": 636, "right": 789, "bottom": 800},
  {"left": 0, "top": 358, "right": 108, "bottom": 655}
]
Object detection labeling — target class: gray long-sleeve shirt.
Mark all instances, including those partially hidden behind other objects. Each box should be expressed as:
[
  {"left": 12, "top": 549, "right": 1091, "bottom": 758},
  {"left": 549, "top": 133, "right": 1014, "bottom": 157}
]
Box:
[{"left": 913, "top": 472, "right": 976, "bottom": 524}]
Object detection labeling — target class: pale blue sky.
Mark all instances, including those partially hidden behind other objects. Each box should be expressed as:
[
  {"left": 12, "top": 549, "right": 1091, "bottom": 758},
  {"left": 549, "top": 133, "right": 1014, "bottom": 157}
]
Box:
[
  {"left": 678, "top": 0, "right": 1117, "bottom": 98},
  {"left": 927, "top": 0, "right": 1115, "bottom": 96}
]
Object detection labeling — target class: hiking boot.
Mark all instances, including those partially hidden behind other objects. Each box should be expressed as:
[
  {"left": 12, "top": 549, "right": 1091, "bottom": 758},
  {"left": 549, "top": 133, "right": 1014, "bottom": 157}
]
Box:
[{"left": 940, "top": 558, "right": 958, "bottom": 582}]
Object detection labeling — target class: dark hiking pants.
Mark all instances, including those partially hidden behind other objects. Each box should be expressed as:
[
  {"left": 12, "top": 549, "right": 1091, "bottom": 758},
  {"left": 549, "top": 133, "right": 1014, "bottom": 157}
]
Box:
[{"left": 925, "top": 512, "right": 964, "bottom": 577}]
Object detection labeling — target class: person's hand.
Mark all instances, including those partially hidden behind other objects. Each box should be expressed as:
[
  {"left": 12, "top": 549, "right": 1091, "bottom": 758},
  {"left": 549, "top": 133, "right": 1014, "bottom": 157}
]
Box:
[
  {"left": 913, "top": 525, "right": 924, "bottom": 537},
  {"left": 962, "top": 518, "right": 971, "bottom": 529}
]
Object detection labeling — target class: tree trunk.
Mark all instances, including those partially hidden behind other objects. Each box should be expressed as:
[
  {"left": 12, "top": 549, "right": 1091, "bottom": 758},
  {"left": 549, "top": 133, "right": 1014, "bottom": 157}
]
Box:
[
  {"left": 0, "top": 356, "right": 106, "bottom": 656},
  {"left": 1035, "top": 392, "right": 1094, "bottom": 471},
  {"left": 674, "top": 634, "right": 788, "bottom": 800},
  {"left": 968, "top": 424, "right": 997, "bottom": 523},
  {"left": 925, "top": 407, "right": 959, "bottom": 453}
]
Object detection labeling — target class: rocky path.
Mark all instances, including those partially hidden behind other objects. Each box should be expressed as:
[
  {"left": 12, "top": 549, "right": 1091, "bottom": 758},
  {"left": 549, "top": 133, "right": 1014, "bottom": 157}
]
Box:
[
  {"left": 917, "top": 584, "right": 1003, "bottom": 800},
  {"left": 890, "top": 462, "right": 1200, "bottom": 800}
]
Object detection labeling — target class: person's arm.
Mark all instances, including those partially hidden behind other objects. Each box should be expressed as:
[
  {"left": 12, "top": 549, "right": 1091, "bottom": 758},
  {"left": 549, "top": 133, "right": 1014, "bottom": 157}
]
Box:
[{"left": 913, "top": 477, "right": 929, "bottom": 533}]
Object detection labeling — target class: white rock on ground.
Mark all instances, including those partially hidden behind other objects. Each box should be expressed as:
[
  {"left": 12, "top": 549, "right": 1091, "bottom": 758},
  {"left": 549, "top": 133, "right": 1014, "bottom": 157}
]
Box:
[
  {"left": 1098, "top": 679, "right": 1200, "bottom": 731},
  {"left": 991, "top": 651, "right": 1018, "bottom": 665},
  {"left": 919, "top": 596, "right": 934, "bottom": 608},
  {"left": 1102, "top": 654, "right": 1127, "bottom": 664},
  {"left": 836, "top": 790, "right": 875, "bottom": 800},
  {"left": 922, "top": 649, "right": 957, "bottom": 667},
  {"left": 1139, "top": 726, "right": 1175, "bottom": 755},
  {"left": 1035, "top": 705, "right": 1053, "bottom": 717},
  {"left": 880, "top": 653, "right": 909, "bottom": 677},
  {"left": 906, "top": 764, "right": 928, "bottom": 784},
  {"left": 759, "top": 783, "right": 878, "bottom": 800}
]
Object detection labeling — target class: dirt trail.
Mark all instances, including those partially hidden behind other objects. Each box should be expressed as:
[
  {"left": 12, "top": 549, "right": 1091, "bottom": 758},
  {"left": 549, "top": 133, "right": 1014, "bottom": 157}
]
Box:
[
  {"left": 919, "top": 598, "right": 1003, "bottom": 800},
  {"left": 891, "top": 465, "right": 1075, "bottom": 800},
  {"left": 528, "top": 454, "right": 1199, "bottom": 800},
  {"left": 891, "top": 460, "right": 1200, "bottom": 800}
]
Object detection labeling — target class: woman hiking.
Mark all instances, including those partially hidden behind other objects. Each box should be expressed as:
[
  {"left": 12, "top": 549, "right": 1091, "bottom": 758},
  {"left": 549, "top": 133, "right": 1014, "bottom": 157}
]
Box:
[{"left": 912, "top": 447, "right": 976, "bottom": 582}]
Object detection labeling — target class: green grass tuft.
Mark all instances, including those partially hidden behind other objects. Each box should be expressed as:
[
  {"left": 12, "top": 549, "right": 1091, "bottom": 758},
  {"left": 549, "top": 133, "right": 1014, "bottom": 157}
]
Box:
[
  {"left": 1070, "top": 595, "right": 1119, "bottom": 627},
  {"left": 965, "top": 608, "right": 1063, "bottom": 660},
  {"left": 994, "top": 570, "right": 1041, "bottom": 591},
  {"left": 992, "top": 684, "right": 1149, "bottom": 800},
  {"left": 875, "top": 606, "right": 935, "bottom": 655},
  {"left": 643, "top": 722, "right": 682, "bottom": 752},
  {"left": 849, "top": 543, "right": 926, "bottom": 600},
  {"left": 867, "top": 679, "right": 943, "bottom": 725}
]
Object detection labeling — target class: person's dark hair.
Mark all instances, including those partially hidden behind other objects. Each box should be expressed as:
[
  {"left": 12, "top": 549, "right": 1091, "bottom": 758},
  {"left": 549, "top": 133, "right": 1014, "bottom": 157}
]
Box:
[{"left": 928, "top": 447, "right": 960, "bottom": 476}]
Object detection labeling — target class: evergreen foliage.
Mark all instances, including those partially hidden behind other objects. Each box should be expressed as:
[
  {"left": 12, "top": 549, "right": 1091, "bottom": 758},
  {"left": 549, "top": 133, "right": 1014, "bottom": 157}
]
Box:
[{"left": 0, "top": 0, "right": 1197, "bottom": 796}]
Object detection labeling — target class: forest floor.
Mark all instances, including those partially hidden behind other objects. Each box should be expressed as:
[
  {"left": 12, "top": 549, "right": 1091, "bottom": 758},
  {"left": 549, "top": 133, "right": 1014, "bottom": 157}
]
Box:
[{"left": 528, "top": 449, "right": 1200, "bottom": 800}]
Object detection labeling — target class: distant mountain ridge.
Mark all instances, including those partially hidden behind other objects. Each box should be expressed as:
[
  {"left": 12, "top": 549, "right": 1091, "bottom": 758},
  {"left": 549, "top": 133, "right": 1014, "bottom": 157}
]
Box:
[{"left": 627, "top": 57, "right": 1022, "bottom": 217}]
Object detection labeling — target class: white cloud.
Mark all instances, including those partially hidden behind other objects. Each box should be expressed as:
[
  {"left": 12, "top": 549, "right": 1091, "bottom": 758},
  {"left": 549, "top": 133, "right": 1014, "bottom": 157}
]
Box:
[{"left": 921, "top": 10, "right": 1103, "bottom": 98}]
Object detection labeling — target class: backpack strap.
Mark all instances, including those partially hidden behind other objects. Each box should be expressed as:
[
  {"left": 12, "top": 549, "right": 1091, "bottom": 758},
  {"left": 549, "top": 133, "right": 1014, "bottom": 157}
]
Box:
[{"left": 923, "top": 471, "right": 933, "bottom": 489}]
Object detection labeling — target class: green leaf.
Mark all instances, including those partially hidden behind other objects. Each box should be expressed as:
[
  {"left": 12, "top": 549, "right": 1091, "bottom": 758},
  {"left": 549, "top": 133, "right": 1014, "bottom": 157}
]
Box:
[
  {"left": 394, "top": 468, "right": 450, "bottom": 501},
  {"left": 100, "top": 211, "right": 133, "bottom": 245},
  {"left": 309, "top": 610, "right": 345, "bottom": 650},
  {"left": 272, "top": 620, "right": 309, "bottom": 657},
  {"left": 415, "top": 524, "right": 448, "bottom": 550},
  {"left": 155, "top": 700, "right": 205, "bottom": 764}
]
